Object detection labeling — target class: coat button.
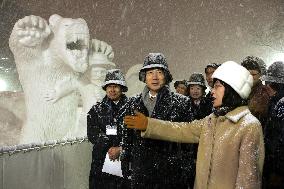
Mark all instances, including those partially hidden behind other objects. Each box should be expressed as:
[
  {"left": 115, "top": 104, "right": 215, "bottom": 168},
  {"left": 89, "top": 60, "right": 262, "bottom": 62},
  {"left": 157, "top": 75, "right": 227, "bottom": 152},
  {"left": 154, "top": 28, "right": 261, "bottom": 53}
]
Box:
[{"left": 219, "top": 117, "right": 225, "bottom": 122}]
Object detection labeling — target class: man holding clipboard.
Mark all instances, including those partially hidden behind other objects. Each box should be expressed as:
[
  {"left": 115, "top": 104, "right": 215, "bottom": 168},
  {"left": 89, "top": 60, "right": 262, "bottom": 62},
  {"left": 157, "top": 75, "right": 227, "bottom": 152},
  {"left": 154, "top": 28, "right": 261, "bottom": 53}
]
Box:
[{"left": 87, "top": 69, "right": 129, "bottom": 189}]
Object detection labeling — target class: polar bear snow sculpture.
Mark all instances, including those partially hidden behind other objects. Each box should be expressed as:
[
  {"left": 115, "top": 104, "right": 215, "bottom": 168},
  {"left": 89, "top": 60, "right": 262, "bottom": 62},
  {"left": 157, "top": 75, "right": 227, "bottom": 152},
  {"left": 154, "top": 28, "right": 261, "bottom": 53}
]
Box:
[
  {"left": 45, "top": 39, "right": 115, "bottom": 114},
  {"left": 9, "top": 14, "right": 90, "bottom": 143},
  {"left": 44, "top": 39, "right": 116, "bottom": 137}
]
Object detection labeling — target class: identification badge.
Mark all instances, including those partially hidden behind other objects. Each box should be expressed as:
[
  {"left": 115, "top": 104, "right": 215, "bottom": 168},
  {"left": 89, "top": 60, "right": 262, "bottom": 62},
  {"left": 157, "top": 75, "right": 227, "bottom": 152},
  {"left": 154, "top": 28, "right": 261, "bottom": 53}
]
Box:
[{"left": 106, "top": 125, "right": 117, "bottom": 135}]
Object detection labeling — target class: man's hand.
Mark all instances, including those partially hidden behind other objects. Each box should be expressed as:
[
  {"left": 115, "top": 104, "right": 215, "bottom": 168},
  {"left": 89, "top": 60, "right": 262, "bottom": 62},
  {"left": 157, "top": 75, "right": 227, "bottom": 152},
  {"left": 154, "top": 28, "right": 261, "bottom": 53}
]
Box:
[
  {"left": 124, "top": 112, "right": 148, "bottom": 131},
  {"left": 108, "top": 146, "right": 121, "bottom": 161}
]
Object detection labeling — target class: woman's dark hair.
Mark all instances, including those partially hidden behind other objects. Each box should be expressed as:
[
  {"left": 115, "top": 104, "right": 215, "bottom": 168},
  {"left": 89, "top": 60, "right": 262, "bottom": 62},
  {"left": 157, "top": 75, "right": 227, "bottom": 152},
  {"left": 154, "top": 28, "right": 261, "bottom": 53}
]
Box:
[{"left": 213, "top": 79, "right": 247, "bottom": 108}]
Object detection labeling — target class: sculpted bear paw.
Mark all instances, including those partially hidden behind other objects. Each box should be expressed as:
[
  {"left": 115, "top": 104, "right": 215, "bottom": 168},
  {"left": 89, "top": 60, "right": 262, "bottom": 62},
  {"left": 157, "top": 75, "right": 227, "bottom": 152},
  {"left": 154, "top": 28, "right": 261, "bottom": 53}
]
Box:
[
  {"left": 16, "top": 15, "right": 51, "bottom": 47},
  {"left": 44, "top": 89, "right": 58, "bottom": 103},
  {"left": 91, "top": 39, "right": 114, "bottom": 61}
]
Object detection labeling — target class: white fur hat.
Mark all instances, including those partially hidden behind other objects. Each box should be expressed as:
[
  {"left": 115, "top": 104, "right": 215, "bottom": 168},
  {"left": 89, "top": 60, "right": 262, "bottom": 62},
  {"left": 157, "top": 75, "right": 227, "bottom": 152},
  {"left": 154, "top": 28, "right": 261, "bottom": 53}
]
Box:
[{"left": 212, "top": 61, "right": 253, "bottom": 99}]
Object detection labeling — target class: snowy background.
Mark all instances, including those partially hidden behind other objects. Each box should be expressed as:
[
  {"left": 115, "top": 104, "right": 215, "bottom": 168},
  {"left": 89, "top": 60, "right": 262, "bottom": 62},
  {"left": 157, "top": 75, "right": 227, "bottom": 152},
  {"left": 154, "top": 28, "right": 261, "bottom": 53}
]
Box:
[
  {"left": 1, "top": 0, "right": 284, "bottom": 91},
  {"left": 1, "top": 0, "right": 284, "bottom": 145},
  {"left": 0, "top": 2, "right": 283, "bottom": 188}
]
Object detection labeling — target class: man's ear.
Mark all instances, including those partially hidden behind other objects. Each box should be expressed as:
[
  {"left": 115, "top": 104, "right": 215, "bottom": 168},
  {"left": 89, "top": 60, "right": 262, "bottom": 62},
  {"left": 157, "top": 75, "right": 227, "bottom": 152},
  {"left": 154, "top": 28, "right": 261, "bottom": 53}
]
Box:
[{"left": 49, "top": 14, "right": 62, "bottom": 29}]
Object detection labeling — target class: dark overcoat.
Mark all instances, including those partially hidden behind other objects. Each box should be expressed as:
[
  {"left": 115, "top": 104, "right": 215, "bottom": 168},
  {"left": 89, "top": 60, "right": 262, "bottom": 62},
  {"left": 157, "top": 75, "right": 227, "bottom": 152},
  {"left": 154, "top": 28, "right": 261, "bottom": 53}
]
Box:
[
  {"left": 87, "top": 95, "right": 129, "bottom": 188},
  {"left": 122, "top": 86, "right": 195, "bottom": 188}
]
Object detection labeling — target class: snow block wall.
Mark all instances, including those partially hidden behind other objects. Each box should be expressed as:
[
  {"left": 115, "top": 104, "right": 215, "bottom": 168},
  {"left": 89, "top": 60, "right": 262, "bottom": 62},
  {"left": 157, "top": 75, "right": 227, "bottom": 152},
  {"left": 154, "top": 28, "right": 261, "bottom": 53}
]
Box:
[{"left": 0, "top": 138, "right": 92, "bottom": 189}]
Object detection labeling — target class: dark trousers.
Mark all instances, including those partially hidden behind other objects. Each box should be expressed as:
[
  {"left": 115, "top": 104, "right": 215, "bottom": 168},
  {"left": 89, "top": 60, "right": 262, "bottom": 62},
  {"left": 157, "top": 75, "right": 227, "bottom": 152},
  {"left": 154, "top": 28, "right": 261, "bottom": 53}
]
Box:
[
  {"left": 89, "top": 171, "right": 130, "bottom": 189},
  {"left": 262, "top": 172, "right": 284, "bottom": 189},
  {"left": 130, "top": 162, "right": 190, "bottom": 189}
]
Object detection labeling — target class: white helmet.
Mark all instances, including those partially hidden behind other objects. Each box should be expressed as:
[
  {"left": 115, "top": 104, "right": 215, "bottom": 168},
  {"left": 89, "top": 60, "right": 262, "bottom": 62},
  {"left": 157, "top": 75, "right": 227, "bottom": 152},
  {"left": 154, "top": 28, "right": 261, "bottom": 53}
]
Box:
[{"left": 212, "top": 61, "right": 253, "bottom": 99}]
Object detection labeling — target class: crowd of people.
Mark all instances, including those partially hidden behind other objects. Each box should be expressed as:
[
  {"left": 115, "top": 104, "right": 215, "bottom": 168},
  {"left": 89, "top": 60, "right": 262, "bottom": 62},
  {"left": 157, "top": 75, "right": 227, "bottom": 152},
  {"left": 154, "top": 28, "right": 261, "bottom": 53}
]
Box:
[{"left": 87, "top": 53, "right": 284, "bottom": 189}]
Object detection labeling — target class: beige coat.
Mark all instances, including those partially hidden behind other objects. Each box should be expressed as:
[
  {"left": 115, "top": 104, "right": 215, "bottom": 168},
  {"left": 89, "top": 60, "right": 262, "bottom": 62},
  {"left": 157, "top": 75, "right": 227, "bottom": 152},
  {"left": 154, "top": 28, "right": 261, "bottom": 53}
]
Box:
[{"left": 142, "top": 106, "right": 264, "bottom": 189}]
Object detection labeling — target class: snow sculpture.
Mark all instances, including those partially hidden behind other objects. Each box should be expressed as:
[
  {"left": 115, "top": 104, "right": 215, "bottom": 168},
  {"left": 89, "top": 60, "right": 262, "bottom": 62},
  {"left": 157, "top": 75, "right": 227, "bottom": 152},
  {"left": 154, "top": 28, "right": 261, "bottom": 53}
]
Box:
[
  {"left": 78, "top": 67, "right": 106, "bottom": 112},
  {"left": 75, "top": 39, "right": 116, "bottom": 137},
  {"left": 125, "top": 64, "right": 145, "bottom": 96},
  {"left": 45, "top": 39, "right": 115, "bottom": 112},
  {"left": 9, "top": 14, "right": 90, "bottom": 143},
  {"left": 81, "top": 38, "right": 116, "bottom": 112},
  {"left": 44, "top": 38, "right": 115, "bottom": 137}
]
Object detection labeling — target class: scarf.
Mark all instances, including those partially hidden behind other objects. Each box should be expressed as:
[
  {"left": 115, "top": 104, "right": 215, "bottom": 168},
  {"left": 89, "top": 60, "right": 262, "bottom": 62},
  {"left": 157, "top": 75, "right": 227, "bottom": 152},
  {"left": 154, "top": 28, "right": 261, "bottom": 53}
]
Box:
[{"left": 213, "top": 106, "right": 235, "bottom": 116}]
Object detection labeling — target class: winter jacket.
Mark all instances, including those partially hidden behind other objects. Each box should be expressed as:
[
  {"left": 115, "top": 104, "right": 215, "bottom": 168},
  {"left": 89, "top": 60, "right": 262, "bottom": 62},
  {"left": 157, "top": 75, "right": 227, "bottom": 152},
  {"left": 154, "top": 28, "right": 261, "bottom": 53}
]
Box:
[
  {"left": 189, "top": 95, "right": 212, "bottom": 185},
  {"left": 191, "top": 96, "right": 213, "bottom": 120},
  {"left": 263, "top": 95, "right": 284, "bottom": 188},
  {"left": 123, "top": 86, "right": 195, "bottom": 188},
  {"left": 247, "top": 81, "right": 270, "bottom": 126},
  {"left": 87, "top": 94, "right": 129, "bottom": 187},
  {"left": 142, "top": 106, "right": 264, "bottom": 189}
]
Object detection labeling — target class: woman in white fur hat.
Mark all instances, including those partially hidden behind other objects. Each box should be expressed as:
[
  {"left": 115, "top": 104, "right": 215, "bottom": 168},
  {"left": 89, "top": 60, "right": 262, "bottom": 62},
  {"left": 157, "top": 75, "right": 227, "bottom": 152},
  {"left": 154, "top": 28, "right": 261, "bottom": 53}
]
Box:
[{"left": 124, "top": 61, "right": 264, "bottom": 189}]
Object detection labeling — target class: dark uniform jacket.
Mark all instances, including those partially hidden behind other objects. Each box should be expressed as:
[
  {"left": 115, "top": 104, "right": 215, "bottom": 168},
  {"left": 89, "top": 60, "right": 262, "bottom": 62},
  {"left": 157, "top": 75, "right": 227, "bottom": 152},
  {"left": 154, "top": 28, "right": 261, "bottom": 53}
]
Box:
[
  {"left": 263, "top": 94, "right": 284, "bottom": 188},
  {"left": 122, "top": 86, "right": 195, "bottom": 188},
  {"left": 191, "top": 96, "right": 213, "bottom": 120},
  {"left": 87, "top": 95, "right": 129, "bottom": 182}
]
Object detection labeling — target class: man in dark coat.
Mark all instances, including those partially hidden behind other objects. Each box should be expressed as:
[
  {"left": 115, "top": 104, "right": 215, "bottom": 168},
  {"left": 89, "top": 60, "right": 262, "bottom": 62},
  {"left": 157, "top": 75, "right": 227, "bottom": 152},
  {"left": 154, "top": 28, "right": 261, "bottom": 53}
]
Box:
[
  {"left": 241, "top": 56, "right": 270, "bottom": 126},
  {"left": 122, "top": 53, "right": 195, "bottom": 189},
  {"left": 87, "top": 69, "right": 130, "bottom": 189},
  {"left": 261, "top": 61, "right": 284, "bottom": 189}
]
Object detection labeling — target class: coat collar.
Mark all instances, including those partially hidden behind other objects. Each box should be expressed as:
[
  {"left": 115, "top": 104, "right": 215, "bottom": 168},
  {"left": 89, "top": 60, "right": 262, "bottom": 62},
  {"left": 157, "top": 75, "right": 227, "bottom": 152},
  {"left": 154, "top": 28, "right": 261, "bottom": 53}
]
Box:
[
  {"left": 211, "top": 106, "right": 250, "bottom": 123},
  {"left": 142, "top": 85, "right": 170, "bottom": 100},
  {"left": 224, "top": 106, "right": 250, "bottom": 123}
]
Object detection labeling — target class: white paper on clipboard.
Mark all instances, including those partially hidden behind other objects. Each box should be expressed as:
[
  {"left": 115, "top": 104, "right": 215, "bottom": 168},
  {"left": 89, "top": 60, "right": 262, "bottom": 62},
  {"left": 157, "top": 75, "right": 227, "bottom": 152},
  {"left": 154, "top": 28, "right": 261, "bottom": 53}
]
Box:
[{"left": 102, "top": 153, "right": 123, "bottom": 177}]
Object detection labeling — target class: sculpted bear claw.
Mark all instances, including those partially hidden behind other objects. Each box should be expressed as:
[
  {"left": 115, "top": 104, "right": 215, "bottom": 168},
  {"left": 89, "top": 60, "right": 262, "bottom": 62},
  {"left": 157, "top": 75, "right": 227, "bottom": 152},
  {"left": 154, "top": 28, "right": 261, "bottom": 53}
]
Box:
[
  {"left": 16, "top": 15, "right": 51, "bottom": 47},
  {"left": 92, "top": 39, "right": 114, "bottom": 60}
]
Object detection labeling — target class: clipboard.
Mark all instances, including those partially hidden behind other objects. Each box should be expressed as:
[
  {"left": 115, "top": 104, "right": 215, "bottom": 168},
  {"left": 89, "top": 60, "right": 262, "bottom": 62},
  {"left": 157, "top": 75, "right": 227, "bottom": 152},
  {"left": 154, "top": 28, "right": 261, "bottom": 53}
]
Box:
[{"left": 102, "top": 153, "right": 123, "bottom": 177}]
